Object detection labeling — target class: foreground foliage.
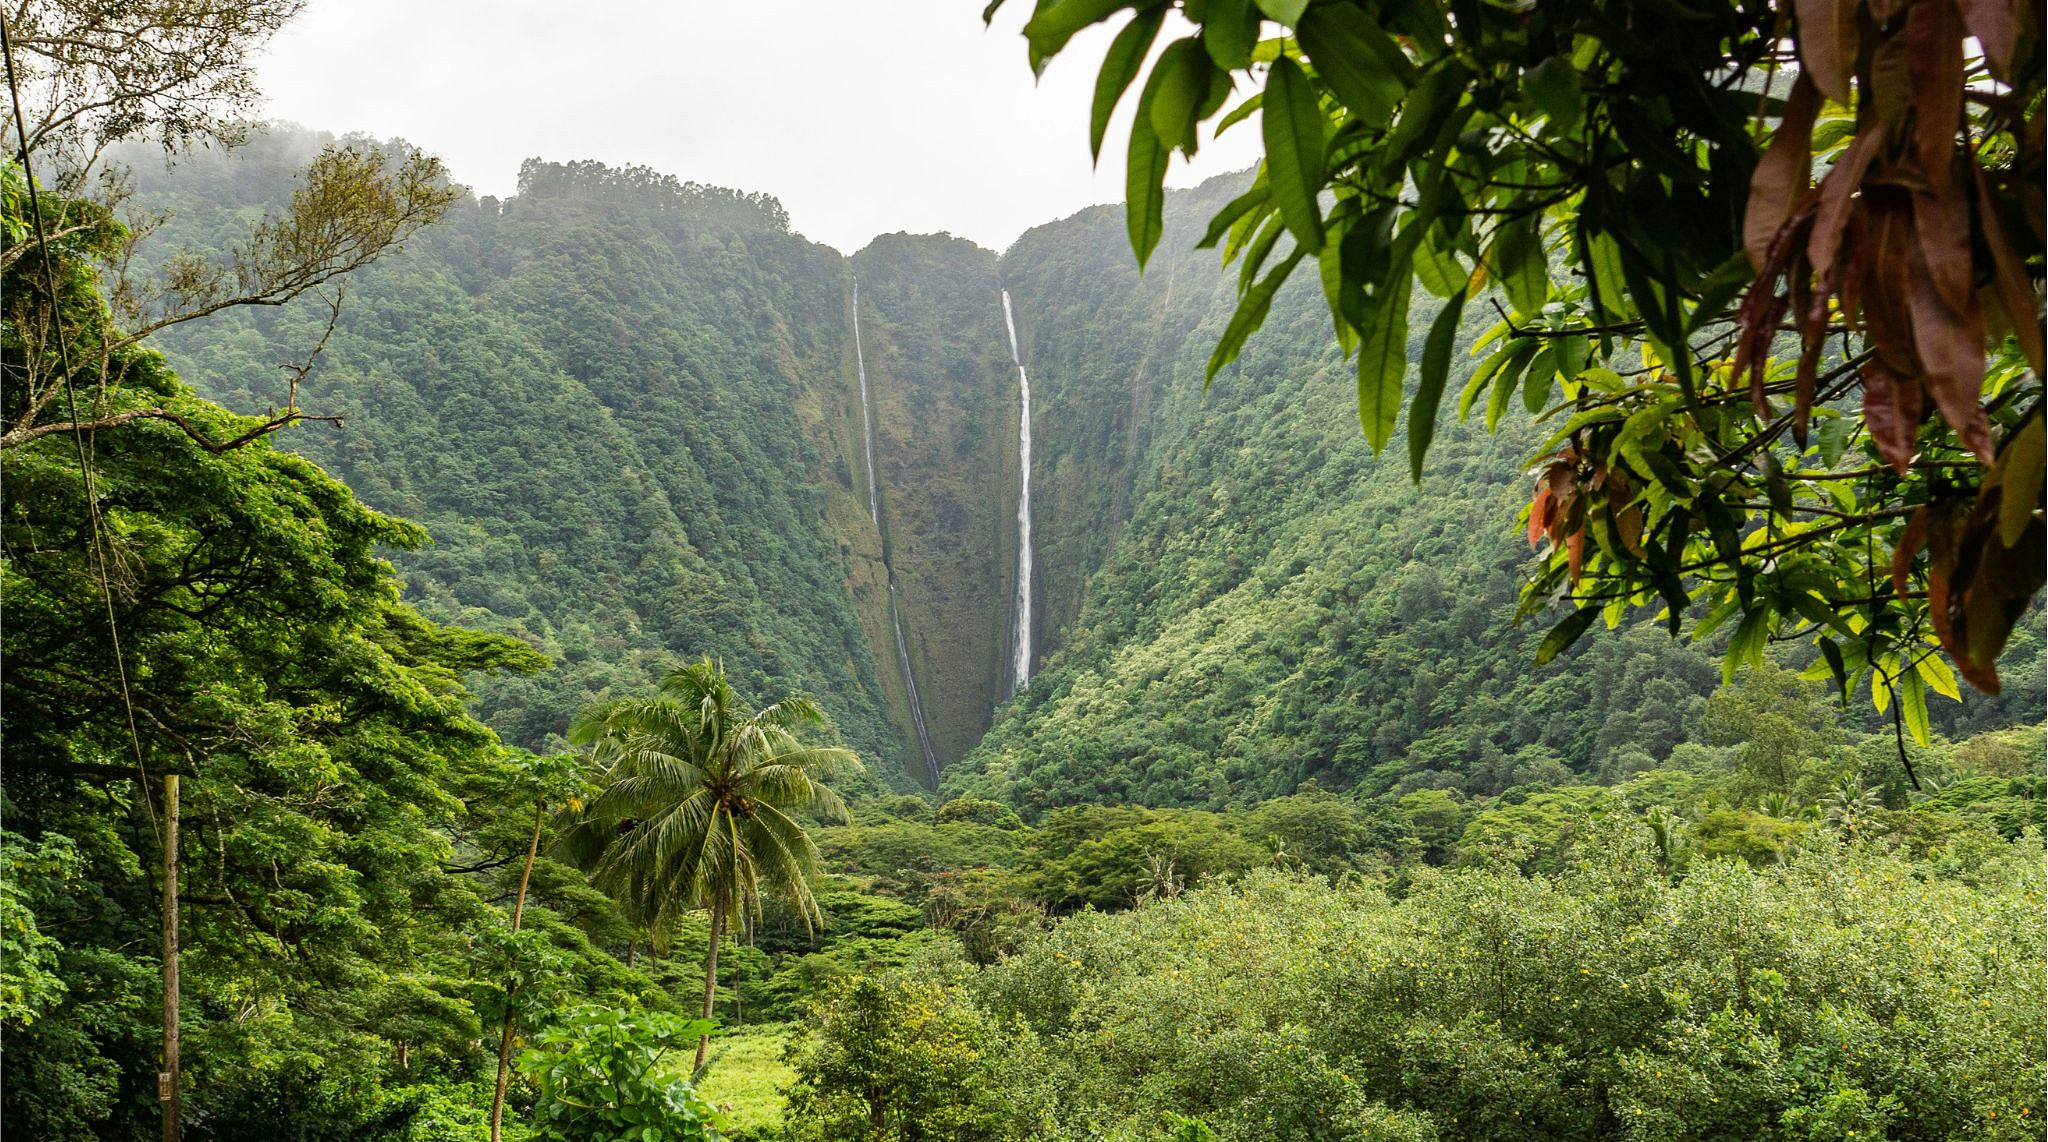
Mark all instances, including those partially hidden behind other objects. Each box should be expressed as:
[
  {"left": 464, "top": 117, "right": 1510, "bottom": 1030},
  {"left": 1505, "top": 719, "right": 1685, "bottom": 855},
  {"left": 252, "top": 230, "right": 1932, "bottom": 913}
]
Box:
[
  {"left": 1005, "top": 0, "right": 2044, "bottom": 727},
  {"left": 0, "top": 163, "right": 669, "bottom": 1139},
  {"left": 519, "top": 1007, "right": 725, "bottom": 1142},
  {"left": 792, "top": 829, "right": 2045, "bottom": 1141}
]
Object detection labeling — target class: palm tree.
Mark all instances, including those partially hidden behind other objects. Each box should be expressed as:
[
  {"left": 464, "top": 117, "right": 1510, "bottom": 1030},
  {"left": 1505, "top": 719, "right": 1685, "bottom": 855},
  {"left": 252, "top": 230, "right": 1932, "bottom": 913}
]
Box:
[
  {"left": 566, "top": 659, "right": 857, "bottom": 1069},
  {"left": 1821, "top": 775, "right": 1884, "bottom": 841}
]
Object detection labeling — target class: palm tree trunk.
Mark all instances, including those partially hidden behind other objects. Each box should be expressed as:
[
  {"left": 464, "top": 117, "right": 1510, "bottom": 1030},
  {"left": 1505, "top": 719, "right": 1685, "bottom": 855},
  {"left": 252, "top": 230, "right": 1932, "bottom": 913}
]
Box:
[
  {"left": 693, "top": 897, "right": 725, "bottom": 1072},
  {"left": 489, "top": 802, "right": 545, "bottom": 1142}
]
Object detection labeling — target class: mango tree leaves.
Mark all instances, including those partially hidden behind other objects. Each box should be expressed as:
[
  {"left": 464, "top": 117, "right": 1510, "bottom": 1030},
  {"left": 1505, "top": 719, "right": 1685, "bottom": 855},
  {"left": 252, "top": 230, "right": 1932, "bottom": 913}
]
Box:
[
  {"left": 1356, "top": 273, "right": 1411, "bottom": 451},
  {"left": 1743, "top": 75, "right": 1820, "bottom": 271},
  {"left": 1261, "top": 57, "right": 1326, "bottom": 253},
  {"left": 1409, "top": 288, "right": 1467, "bottom": 480},
  {"left": 1018, "top": 0, "right": 2045, "bottom": 704},
  {"left": 1126, "top": 117, "right": 1169, "bottom": 269},
  {"left": 1488, "top": 216, "right": 1548, "bottom": 316},
  {"left": 1147, "top": 39, "right": 1219, "bottom": 156},
  {"left": 1296, "top": 5, "right": 1410, "bottom": 124},
  {"left": 1091, "top": 7, "right": 1166, "bottom": 160},
  {"left": 1207, "top": 246, "right": 1306, "bottom": 385}
]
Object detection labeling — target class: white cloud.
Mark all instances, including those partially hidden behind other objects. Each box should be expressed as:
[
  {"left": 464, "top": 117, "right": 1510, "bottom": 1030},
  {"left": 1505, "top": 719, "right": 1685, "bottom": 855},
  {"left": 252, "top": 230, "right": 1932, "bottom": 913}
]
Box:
[{"left": 254, "top": 0, "right": 1264, "bottom": 253}]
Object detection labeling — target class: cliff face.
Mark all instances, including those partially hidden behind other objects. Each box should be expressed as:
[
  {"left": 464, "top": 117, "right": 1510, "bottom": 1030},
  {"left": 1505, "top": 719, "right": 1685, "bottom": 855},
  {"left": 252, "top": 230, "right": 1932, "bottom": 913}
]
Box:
[{"left": 844, "top": 236, "right": 1015, "bottom": 770}]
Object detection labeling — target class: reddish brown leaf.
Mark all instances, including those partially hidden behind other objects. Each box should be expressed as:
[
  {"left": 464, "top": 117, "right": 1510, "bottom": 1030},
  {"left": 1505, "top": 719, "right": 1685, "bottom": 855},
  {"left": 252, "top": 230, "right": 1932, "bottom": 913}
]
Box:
[
  {"left": 1745, "top": 75, "right": 1822, "bottom": 271},
  {"left": 1796, "top": 0, "right": 1860, "bottom": 102},
  {"left": 1972, "top": 165, "right": 2047, "bottom": 373},
  {"left": 1868, "top": 35, "right": 1916, "bottom": 127},
  {"left": 1906, "top": 240, "right": 1994, "bottom": 463},
  {"left": 1905, "top": 0, "right": 1966, "bottom": 193},
  {"left": 1615, "top": 503, "right": 1646, "bottom": 556},
  {"left": 1946, "top": 488, "right": 2045, "bottom": 692},
  {"left": 1808, "top": 130, "right": 1883, "bottom": 282},
  {"left": 1734, "top": 280, "right": 1794, "bottom": 417},
  {"left": 1566, "top": 527, "right": 1587, "bottom": 583},
  {"left": 1861, "top": 196, "right": 1924, "bottom": 372},
  {"left": 1559, "top": 484, "right": 1586, "bottom": 549},
  {"left": 1919, "top": 504, "right": 1994, "bottom": 689},
  {"left": 1954, "top": 0, "right": 2019, "bottom": 75},
  {"left": 1910, "top": 180, "right": 1975, "bottom": 318},
  {"left": 1528, "top": 483, "right": 1554, "bottom": 548},
  {"left": 1861, "top": 358, "right": 1925, "bottom": 473},
  {"left": 1837, "top": 210, "right": 1869, "bottom": 330}
]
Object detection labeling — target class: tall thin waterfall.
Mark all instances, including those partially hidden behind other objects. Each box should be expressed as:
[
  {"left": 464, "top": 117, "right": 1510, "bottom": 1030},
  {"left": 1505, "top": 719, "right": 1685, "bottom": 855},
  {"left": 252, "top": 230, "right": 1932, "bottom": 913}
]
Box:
[
  {"left": 853, "top": 278, "right": 880, "bottom": 525},
  {"left": 853, "top": 278, "right": 938, "bottom": 782},
  {"left": 1001, "top": 289, "right": 1033, "bottom": 696},
  {"left": 890, "top": 595, "right": 938, "bottom": 785}
]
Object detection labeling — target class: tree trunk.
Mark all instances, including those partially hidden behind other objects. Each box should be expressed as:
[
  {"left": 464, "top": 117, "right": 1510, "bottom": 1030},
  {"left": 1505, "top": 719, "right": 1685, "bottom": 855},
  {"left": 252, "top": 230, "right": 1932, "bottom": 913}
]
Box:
[
  {"left": 489, "top": 802, "right": 545, "bottom": 1142},
  {"left": 161, "top": 774, "right": 180, "bottom": 1142},
  {"left": 693, "top": 897, "right": 725, "bottom": 1073},
  {"left": 625, "top": 936, "right": 637, "bottom": 968}
]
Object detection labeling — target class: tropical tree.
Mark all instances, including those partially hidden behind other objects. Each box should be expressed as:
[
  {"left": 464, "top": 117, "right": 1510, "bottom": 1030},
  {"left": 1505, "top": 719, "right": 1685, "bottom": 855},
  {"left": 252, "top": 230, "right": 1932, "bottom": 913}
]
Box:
[
  {"left": 998, "top": 0, "right": 2043, "bottom": 742},
  {"left": 566, "top": 658, "right": 857, "bottom": 1069}
]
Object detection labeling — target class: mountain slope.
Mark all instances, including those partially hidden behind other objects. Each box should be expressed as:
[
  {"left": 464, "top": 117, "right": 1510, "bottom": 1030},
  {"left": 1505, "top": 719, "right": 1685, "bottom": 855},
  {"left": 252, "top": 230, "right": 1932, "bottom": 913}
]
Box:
[{"left": 131, "top": 134, "right": 2041, "bottom": 795}]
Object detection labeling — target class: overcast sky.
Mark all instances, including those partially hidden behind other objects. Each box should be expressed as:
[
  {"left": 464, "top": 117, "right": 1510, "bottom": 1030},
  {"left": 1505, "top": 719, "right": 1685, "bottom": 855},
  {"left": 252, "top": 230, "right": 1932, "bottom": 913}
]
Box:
[{"left": 252, "top": 0, "right": 1263, "bottom": 254}]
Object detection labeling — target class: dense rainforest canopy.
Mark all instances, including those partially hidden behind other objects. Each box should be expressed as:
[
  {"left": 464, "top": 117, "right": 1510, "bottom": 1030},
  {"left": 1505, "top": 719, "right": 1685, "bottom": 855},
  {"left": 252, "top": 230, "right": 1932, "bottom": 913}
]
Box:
[{"left": 0, "top": 0, "right": 2041, "bottom": 1138}]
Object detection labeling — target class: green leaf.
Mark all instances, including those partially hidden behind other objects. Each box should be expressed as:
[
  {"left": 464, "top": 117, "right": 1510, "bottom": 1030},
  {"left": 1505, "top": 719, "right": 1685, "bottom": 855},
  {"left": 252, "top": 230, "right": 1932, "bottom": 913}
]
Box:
[
  {"left": 1413, "top": 225, "right": 1466, "bottom": 298},
  {"left": 1535, "top": 606, "right": 1599, "bottom": 665},
  {"left": 1126, "top": 119, "right": 1169, "bottom": 269},
  {"left": 1815, "top": 636, "right": 1850, "bottom": 701},
  {"left": 1521, "top": 344, "right": 1557, "bottom": 414},
  {"left": 1213, "top": 91, "right": 1264, "bottom": 137},
  {"left": 1585, "top": 231, "right": 1633, "bottom": 322},
  {"left": 1148, "top": 38, "right": 1217, "bottom": 155},
  {"left": 1024, "top": 0, "right": 1136, "bottom": 67},
  {"left": 1723, "top": 606, "right": 1769, "bottom": 684},
  {"left": 1356, "top": 278, "right": 1412, "bottom": 452},
  {"left": 1237, "top": 211, "right": 1287, "bottom": 289},
  {"left": 1296, "top": 4, "right": 1412, "bottom": 123},
  {"left": 1486, "top": 338, "right": 1540, "bottom": 431},
  {"left": 1815, "top": 413, "right": 1853, "bottom": 467},
  {"left": 1524, "top": 55, "right": 1583, "bottom": 127},
  {"left": 1458, "top": 337, "right": 1537, "bottom": 421},
  {"left": 1489, "top": 216, "right": 1548, "bottom": 314},
  {"left": 1317, "top": 237, "right": 1360, "bottom": 353},
  {"left": 1899, "top": 668, "right": 1931, "bottom": 745},
  {"left": 1261, "top": 56, "right": 1327, "bottom": 253},
  {"left": 1253, "top": 0, "right": 1309, "bottom": 25},
  {"left": 1914, "top": 652, "right": 1962, "bottom": 701},
  {"left": 1207, "top": 247, "right": 1306, "bottom": 385},
  {"left": 1197, "top": 178, "right": 1270, "bottom": 250},
  {"left": 1379, "top": 59, "right": 1470, "bottom": 177},
  {"left": 1409, "top": 288, "right": 1467, "bottom": 480},
  {"left": 1203, "top": 0, "right": 1260, "bottom": 68},
  {"left": 1091, "top": 7, "right": 1167, "bottom": 161}
]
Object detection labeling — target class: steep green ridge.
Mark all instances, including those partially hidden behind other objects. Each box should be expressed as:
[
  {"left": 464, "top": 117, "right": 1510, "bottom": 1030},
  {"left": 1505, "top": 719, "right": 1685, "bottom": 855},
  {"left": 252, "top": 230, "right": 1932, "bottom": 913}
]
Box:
[
  {"left": 134, "top": 137, "right": 914, "bottom": 782},
  {"left": 132, "top": 135, "right": 2039, "bottom": 797}
]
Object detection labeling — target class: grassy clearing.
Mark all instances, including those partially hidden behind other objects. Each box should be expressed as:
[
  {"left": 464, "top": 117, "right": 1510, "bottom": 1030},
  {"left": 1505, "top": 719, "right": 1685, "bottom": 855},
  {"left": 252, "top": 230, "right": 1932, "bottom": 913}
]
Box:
[{"left": 693, "top": 1023, "right": 797, "bottom": 1138}]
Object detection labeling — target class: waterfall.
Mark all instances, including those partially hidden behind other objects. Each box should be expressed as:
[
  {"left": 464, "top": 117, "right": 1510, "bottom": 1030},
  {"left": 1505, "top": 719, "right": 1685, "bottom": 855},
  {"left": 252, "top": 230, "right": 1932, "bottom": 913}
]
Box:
[
  {"left": 889, "top": 588, "right": 939, "bottom": 786},
  {"left": 1001, "top": 289, "right": 1033, "bottom": 696},
  {"left": 853, "top": 278, "right": 880, "bottom": 525},
  {"left": 853, "top": 277, "right": 938, "bottom": 782}
]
